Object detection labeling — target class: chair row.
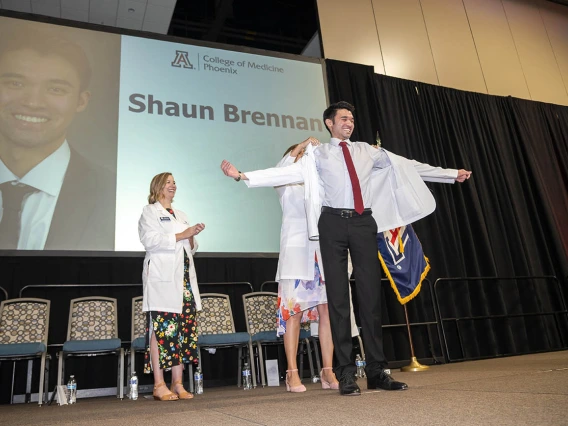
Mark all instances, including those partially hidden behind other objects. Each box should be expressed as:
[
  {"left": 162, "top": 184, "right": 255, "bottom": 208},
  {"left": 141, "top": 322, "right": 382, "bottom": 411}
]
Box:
[
  {"left": 130, "top": 292, "right": 316, "bottom": 392},
  {"left": 0, "top": 292, "right": 318, "bottom": 405}
]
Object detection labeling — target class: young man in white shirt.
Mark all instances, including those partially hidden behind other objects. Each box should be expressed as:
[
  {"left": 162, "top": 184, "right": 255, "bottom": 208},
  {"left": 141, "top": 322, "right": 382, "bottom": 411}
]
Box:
[{"left": 221, "top": 101, "right": 471, "bottom": 395}]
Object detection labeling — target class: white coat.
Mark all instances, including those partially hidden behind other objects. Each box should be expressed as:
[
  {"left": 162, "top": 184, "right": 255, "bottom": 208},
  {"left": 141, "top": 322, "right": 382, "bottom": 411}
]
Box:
[
  {"left": 369, "top": 150, "right": 457, "bottom": 232},
  {"left": 138, "top": 202, "right": 201, "bottom": 313},
  {"left": 245, "top": 145, "right": 458, "bottom": 237},
  {"left": 273, "top": 154, "right": 324, "bottom": 281}
]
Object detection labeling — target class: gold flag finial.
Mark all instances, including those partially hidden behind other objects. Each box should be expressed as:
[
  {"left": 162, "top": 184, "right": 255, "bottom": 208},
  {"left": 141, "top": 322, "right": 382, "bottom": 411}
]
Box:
[{"left": 376, "top": 131, "right": 382, "bottom": 147}]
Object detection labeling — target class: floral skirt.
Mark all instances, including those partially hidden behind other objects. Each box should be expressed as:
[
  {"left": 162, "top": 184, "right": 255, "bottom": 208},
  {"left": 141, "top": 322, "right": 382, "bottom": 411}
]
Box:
[
  {"left": 276, "top": 259, "right": 327, "bottom": 337},
  {"left": 144, "top": 255, "right": 198, "bottom": 373}
]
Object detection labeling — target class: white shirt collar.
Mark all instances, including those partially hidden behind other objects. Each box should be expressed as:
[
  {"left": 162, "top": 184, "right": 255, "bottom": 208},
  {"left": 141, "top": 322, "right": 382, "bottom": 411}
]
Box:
[
  {"left": 0, "top": 141, "right": 71, "bottom": 196},
  {"left": 330, "top": 138, "right": 352, "bottom": 146}
]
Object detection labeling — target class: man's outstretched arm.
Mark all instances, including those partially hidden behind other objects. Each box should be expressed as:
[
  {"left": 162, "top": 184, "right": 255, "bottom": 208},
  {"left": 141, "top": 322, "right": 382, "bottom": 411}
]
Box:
[{"left": 220, "top": 159, "right": 304, "bottom": 188}]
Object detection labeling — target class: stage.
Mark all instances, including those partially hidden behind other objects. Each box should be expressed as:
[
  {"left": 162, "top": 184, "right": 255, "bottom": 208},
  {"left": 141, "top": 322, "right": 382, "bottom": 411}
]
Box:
[{"left": 1, "top": 351, "right": 567, "bottom": 425}]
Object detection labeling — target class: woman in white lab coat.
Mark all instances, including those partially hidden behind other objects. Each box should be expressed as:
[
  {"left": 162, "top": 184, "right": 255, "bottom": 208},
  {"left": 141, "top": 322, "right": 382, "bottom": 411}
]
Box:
[
  {"left": 138, "top": 172, "right": 205, "bottom": 401},
  {"left": 273, "top": 138, "right": 339, "bottom": 393}
]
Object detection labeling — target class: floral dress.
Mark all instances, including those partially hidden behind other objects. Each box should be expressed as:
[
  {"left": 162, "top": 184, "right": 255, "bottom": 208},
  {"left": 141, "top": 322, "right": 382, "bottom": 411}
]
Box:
[
  {"left": 143, "top": 210, "right": 198, "bottom": 373},
  {"left": 276, "top": 255, "right": 327, "bottom": 337}
]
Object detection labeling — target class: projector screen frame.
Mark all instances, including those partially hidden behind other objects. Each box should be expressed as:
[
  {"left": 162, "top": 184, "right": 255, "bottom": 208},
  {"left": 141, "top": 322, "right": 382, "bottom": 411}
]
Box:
[{"left": 0, "top": 9, "right": 330, "bottom": 258}]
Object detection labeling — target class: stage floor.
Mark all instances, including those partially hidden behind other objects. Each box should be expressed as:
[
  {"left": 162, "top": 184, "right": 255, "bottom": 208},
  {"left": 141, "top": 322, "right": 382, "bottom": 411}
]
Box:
[{"left": 1, "top": 351, "right": 567, "bottom": 425}]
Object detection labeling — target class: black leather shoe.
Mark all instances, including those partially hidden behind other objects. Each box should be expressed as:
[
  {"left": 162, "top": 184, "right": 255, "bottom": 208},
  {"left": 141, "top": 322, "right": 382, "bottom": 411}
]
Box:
[
  {"left": 339, "top": 375, "right": 361, "bottom": 396},
  {"left": 367, "top": 370, "right": 408, "bottom": 391}
]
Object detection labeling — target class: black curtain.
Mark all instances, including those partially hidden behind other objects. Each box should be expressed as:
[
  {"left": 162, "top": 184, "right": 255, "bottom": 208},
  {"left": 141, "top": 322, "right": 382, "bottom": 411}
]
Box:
[{"left": 327, "top": 59, "right": 568, "bottom": 361}]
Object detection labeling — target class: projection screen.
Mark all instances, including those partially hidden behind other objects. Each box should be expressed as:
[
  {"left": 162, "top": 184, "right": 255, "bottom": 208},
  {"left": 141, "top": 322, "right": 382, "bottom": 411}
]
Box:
[{"left": 0, "top": 15, "right": 329, "bottom": 254}]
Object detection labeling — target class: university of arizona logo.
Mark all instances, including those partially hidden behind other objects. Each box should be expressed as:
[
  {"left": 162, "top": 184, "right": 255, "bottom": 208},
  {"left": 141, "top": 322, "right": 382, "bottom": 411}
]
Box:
[{"left": 171, "top": 50, "right": 194, "bottom": 69}]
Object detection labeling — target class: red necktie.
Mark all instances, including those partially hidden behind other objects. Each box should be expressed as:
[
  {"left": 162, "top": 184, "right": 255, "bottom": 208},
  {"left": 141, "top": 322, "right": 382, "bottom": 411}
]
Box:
[{"left": 339, "top": 141, "right": 364, "bottom": 214}]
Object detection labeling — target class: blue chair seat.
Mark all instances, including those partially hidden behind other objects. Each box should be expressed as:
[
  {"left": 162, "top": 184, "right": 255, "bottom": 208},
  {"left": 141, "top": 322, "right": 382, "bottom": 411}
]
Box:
[
  {"left": 0, "top": 342, "right": 46, "bottom": 357},
  {"left": 63, "top": 338, "right": 121, "bottom": 353},
  {"left": 131, "top": 337, "right": 145, "bottom": 351},
  {"left": 251, "top": 330, "right": 283, "bottom": 343},
  {"left": 199, "top": 332, "right": 251, "bottom": 346}
]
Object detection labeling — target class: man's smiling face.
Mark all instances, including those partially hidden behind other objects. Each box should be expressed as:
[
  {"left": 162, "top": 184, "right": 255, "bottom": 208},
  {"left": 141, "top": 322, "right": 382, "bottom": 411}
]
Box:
[
  {"left": 0, "top": 48, "right": 90, "bottom": 150},
  {"left": 325, "top": 108, "right": 355, "bottom": 140}
]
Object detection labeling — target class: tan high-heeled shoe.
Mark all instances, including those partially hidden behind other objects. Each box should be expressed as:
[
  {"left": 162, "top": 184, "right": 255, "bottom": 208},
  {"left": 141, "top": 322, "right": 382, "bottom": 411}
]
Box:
[
  {"left": 320, "top": 367, "right": 339, "bottom": 390},
  {"left": 170, "top": 380, "right": 193, "bottom": 400},
  {"left": 285, "top": 369, "right": 306, "bottom": 392},
  {"left": 153, "top": 382, "right": 179, "bottom": 401}
]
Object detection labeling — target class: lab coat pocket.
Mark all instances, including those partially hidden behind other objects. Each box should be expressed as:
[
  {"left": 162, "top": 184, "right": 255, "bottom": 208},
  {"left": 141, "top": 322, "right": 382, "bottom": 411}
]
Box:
[
  {"left": 147, "top": 254, "right": 174, "bottom": 283},
  {"left": 394, "top": 185, "right": 421, "bottom": 221}
]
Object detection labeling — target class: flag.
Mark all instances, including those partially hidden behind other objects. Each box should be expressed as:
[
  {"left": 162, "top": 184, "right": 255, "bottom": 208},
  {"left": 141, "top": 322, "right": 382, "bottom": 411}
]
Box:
[{"left": 376, "top": 224, "right": 430, "bottom": 304}]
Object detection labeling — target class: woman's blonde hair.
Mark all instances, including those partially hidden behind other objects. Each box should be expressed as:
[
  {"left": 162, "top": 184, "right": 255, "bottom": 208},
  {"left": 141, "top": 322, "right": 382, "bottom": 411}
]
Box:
[{"left": 148, "top": 172, "right": 173, "bottom": 204}]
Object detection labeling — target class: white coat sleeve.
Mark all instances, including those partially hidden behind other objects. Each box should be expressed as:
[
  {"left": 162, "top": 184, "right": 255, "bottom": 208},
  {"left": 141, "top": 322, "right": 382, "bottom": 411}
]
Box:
[
  {"left": 138, "top": 207, "right": 176, "bottom": 253},
  {"left": 409, "top": 159, "right": 458, "bottom": 183},
  {"left": 245, "top": 162, "right": 304, "bottom": 188},
  {"left": 302, "top": 144, "right": 321, "bottom": 241},
  {"left": 190, "top": 238, "right": 199, "bottom": 255},
  {"left": 179, "top": 210, "right": 199, "bottom": 255}
]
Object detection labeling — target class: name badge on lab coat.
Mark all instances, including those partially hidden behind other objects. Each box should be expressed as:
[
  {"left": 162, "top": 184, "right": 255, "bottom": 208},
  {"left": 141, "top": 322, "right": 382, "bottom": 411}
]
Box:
[{"left": 160, "top": 217, "right": 171, "bottom": 222}]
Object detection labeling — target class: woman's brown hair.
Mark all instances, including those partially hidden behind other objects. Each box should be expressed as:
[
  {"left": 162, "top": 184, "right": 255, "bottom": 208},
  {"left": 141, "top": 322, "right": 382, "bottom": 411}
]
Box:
[{"left": 148, "top": 172, "right": 173, "bottom": 204}]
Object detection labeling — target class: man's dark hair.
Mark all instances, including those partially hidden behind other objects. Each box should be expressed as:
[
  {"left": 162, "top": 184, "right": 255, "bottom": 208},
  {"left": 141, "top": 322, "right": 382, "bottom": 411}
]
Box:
[
  {"left": 0, "top": 29, "right": 92, "bottom": 91},
  {"left": 323, "top": 101, "right": 355, "bottom": 134}
]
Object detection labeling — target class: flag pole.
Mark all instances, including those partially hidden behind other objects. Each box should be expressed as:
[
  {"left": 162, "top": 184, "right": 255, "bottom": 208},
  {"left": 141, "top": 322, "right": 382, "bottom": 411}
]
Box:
[{"left": 400, "top": 303, "right": 429, "bottom": 372}]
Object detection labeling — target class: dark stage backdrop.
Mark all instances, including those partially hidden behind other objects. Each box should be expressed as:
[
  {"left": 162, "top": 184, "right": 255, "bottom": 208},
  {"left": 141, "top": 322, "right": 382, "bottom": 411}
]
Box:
[{"left": 326, "top": 59, "right": 568, "bottom": 361}]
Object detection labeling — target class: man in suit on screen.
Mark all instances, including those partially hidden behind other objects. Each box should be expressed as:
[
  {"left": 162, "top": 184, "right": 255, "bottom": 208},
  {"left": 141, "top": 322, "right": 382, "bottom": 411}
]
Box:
[{"left": 0, "top": 28, "right": 115, "bottom": 250}]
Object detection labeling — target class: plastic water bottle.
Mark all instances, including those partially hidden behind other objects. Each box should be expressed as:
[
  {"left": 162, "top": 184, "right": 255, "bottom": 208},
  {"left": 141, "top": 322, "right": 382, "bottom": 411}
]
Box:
[
  {"left": 242, "top": 362, "right": 252, "bottom": 390},
  {"left": 194, "top": 367, "right": 204, "bottom": 395},
  {"left": 67, "top": 375, "right": 77, "bottom": 404},
  {"left": 129, "top": 371, "right": 138, "bottom": 400},
  {"left": 355, "top": 354, "right": 366, "bottom": 378}
]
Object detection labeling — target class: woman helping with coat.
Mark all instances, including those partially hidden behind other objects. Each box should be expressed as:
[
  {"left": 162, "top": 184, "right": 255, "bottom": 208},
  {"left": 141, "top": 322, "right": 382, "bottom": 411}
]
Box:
[
  {"left": 274, "top": 138, "right": 340, "bottom": 392},
  {"left": 138, "top": 172, "right": 205, "bottom": 401}
]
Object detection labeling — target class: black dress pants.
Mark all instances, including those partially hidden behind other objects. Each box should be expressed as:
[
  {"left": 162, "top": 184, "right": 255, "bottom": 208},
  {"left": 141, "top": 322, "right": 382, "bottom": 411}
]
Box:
[{"left": 318, "top": 210, "right": 386, "bottom": 378}]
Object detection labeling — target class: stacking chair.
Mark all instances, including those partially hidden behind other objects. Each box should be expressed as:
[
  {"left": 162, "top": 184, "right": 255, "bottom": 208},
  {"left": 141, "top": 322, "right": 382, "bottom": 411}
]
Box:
[
  {"left": 0, "top": 298, "right": 50, "bottom": 405},
  {"left": 242, "top": 292, "right": 314, "bottom": 387},
  {"left": 198, "top": 293, "right": 256, "bottom": 387},
  {"left": 127, "top": 296, "right": 145, "bottom": 394},
  {"left": 57, "top": 296, "right": 124, "bottom": 399}
]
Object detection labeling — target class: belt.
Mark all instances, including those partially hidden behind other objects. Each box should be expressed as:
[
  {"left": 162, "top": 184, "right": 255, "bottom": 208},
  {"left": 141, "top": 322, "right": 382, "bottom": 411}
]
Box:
[{"left": 321, "top": 206, "right": 372, "bottom": 218}]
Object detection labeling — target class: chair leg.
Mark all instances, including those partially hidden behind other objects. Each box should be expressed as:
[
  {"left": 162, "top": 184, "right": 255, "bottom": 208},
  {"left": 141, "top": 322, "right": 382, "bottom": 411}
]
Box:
[
  {"left": 356, "top": 335, "right": 366, "bottom": 360},
  {"left": 304, "top": 338, "right": 315, "bottom": 379},
  {"left": 188, "top": 361, "right": 194, "bottom": 393},
  {"left": 57, "top": 351, "right": 64, "bottom": 386},
  {"left": 25, "top": 359, "right": 33, "bottom": 403},
  {"left": 311, "top": 337, "right": 322, "bottom": 377},
  {"left": 44, "top": 355, "right": 50, "bottom": 406},
  {"left": 248, "top": 341, "right": 257, "bottom": 388},
  {"left": 256, "top": 342, "right": 266, "bottom": 387},
  {"left": 118, "top": 348, "right": 124, "bottom": 399},
  {"left": 298, "top": 341, "right": 304, "bottom": 380},
  {"left": 126, "top": 349, "right": 132, "bottom": 397},
  {"left": 237, "top": 347, "right": 243, "bottom": 387},
  {"left": 10, "top": 361, "right": 15, "bottom": 404},
  {"left": 38, "top": 354, "right": 46, "bottom": 406}
]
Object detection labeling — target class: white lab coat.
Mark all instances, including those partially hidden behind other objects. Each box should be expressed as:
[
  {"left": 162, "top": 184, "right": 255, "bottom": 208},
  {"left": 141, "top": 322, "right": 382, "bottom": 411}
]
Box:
[
  {"left": 138, "top": 202, "right": 201, "bottom": 313},
  {"left": 370, "top": 150, "right": 457, "bottom": 232},
  {"left": 273, "top": 154, "right": 324, "bottom": 281},
  {"left": 245, "top": 145, "right": 458, "bottom": 237}
]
